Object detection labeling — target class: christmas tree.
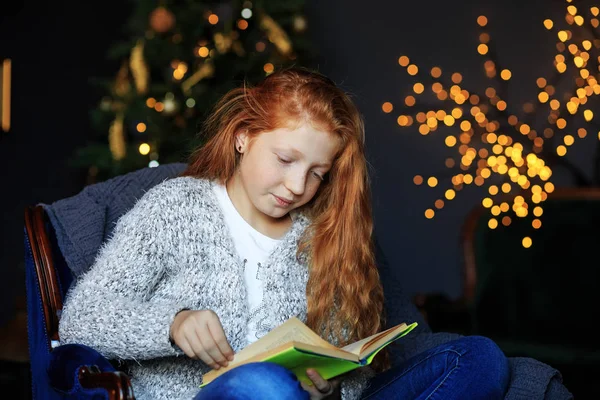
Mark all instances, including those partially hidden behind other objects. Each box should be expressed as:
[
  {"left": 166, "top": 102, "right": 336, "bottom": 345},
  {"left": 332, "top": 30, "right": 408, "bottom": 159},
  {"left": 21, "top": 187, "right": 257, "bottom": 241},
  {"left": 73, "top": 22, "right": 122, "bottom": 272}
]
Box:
[{"left": 73, "top": 0, "right": 314, "bottom": 183}]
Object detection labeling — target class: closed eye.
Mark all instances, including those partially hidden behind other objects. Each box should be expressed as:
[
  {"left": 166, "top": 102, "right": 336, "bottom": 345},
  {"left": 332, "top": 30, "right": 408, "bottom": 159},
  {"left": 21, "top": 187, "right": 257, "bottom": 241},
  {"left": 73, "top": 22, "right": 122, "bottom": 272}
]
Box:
[
  {"left": 312, "top": 171, "right": 325, "bottom": 181},
  {"left": 277, "top": 156, "right": 292, "bottom": 164}
]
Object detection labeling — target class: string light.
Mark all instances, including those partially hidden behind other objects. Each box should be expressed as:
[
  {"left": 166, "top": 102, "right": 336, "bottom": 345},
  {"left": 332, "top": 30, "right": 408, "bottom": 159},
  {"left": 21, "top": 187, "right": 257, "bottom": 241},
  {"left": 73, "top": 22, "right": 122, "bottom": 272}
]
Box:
[{"left": 386, "top": 2, "right": 600, "bottom": 247}]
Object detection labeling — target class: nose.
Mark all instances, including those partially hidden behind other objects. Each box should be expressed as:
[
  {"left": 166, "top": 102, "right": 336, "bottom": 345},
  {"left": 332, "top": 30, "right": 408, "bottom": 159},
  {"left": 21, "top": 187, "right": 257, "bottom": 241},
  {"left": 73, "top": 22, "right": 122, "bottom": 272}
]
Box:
[{"left": 285, "top": 169, "right": 307, "bottom": 197}]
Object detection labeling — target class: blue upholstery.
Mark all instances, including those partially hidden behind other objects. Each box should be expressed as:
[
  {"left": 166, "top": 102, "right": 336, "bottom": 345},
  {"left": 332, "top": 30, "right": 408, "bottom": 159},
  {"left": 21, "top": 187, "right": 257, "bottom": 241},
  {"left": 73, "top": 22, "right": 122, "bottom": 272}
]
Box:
[{"left": 24, "top": 212, "right": 121, "bottom": 399}]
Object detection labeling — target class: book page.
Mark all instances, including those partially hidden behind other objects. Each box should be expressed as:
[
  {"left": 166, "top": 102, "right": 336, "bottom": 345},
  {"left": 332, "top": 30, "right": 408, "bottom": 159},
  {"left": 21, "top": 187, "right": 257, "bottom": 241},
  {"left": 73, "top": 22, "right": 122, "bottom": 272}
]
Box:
[
  {"left": 340, "top": 323, "right": 407, "bottom": 356},
  {"left": 233, "top": 317, "right": 335, "bottom": 365}
]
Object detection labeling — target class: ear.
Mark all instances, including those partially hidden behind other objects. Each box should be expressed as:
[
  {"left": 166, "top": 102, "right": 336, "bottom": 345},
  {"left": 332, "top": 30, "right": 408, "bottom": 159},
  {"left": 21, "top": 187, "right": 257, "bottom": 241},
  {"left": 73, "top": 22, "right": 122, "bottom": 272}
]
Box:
[{"left": 235, "top": 130, "right": 249, "bottom": 152}]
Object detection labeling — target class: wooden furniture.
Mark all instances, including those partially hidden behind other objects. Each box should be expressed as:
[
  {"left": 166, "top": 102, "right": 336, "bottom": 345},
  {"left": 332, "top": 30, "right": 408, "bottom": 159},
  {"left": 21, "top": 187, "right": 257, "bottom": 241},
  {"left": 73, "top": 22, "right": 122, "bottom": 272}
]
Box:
[{"left": 24, "top": 205, "right": 135, "bottom": 400}]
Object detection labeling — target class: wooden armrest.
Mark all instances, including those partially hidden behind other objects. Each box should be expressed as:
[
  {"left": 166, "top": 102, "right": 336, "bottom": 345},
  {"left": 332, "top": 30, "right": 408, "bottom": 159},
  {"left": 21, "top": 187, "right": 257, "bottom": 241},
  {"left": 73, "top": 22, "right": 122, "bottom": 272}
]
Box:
[
  {"left": 24, "top": 205, "right": 63, "bottom": 346},
  {"left": 78, "top": 366, "right": 134, "bottom": 400}
]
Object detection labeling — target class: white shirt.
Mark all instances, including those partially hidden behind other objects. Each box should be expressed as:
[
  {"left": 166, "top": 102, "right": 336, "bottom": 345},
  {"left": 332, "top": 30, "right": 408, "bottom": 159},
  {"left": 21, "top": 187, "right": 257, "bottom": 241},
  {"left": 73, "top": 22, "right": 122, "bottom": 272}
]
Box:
[{"left": 212, "top": 182, "right": 281, "bottom": 343}]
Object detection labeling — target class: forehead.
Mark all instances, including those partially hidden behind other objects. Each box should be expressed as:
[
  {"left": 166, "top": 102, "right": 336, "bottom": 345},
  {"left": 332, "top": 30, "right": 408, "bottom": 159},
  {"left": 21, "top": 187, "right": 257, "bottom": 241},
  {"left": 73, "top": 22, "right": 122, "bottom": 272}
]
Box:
[{"left": 260, "top": 124, "right": 341, "bottom": 162}]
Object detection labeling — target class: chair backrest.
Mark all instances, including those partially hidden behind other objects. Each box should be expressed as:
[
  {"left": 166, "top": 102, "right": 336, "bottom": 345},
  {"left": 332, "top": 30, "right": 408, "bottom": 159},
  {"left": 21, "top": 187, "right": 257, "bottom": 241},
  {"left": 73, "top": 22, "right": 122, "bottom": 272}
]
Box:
[
  {"left": 461, "top": 188, "right": 600, "bottom": 354},
  {"left": 24, "top": 205, "right": 73, "bottom": 399}
]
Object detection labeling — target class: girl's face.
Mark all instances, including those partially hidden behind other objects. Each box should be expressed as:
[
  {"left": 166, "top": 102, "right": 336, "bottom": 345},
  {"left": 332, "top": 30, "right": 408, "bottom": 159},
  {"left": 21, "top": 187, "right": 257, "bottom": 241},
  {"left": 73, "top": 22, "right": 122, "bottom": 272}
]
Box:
[{"left": 228, "top": 122, "right": 340, "bottom": 233}]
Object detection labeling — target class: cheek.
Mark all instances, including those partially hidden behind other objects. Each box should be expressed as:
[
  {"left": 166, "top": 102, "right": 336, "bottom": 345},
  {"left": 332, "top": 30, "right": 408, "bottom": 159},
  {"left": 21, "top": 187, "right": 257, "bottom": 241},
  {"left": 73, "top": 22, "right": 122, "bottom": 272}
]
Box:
[{"left": 299, "top": 181, "right": 322, "bottom": 203}]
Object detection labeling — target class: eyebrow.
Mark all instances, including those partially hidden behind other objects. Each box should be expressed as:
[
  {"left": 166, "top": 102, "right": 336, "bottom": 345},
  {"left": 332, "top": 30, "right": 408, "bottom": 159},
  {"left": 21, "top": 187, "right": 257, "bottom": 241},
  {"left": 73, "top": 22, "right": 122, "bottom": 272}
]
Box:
[{"left": 279, "top": 147, "right": 332, "bottom": 168}]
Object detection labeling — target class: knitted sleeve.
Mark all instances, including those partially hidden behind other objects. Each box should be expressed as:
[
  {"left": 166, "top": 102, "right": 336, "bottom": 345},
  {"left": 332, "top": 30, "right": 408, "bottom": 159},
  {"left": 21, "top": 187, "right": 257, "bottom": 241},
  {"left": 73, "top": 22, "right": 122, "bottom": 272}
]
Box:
[
  {"left": 340, "top": 367, "right": 376, "bottom": 400},
  {"left": 58, "top": 178, "right": 189, "bottom": 361}
]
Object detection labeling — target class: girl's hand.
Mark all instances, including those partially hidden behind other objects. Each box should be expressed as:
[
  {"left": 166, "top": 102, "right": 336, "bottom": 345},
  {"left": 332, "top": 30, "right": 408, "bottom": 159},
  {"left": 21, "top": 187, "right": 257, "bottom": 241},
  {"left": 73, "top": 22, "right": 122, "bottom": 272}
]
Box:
[
  {"left": 169, "top": 309, "right": 234, "bottom": 369},
  {"left": 301, "top": 369, "right": 342, "bottom": 399}
]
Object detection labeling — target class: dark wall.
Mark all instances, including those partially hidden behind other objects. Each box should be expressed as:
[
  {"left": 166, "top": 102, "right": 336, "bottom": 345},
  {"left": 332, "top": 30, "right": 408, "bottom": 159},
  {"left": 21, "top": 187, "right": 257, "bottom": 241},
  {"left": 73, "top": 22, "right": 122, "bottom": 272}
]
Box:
[{"left": 0, "top": 1, "right": 130, "bottom": 324}]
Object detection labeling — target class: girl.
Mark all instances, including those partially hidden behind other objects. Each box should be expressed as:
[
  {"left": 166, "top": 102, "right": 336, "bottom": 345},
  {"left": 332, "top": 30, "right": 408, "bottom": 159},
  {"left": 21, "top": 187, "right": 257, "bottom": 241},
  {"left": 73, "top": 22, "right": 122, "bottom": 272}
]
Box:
[{"left": 58, "top": 67, "right": 509, "bottom": 400}]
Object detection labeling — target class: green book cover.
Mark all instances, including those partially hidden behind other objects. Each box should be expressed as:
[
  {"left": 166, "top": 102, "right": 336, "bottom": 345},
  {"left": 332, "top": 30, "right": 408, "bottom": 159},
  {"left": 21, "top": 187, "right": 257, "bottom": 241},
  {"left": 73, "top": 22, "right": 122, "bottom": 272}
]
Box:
[
  {"left": 200, "top": 320, "right": 418, "bottom": 387},
  {"left": 262, "top": 322, "right": 418, "bottom": 385}
]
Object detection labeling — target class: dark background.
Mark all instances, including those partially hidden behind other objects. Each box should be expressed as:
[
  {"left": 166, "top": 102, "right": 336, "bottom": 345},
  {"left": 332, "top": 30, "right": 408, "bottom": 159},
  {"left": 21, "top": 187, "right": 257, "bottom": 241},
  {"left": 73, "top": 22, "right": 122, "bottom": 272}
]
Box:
[{"left": 1, "top": 0, "right": 595, "bottom": 352}]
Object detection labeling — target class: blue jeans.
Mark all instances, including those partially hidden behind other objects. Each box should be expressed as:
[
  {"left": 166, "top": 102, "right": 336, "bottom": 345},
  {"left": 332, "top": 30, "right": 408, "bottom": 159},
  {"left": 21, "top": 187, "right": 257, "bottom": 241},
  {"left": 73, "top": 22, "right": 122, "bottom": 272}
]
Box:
[
  {"left": 194, "top": 336, "right": 509, "bottom": 399},
  {"left": 361, "top": 336, "right": 510, "bottom": 399},
  {"left": 194, "top": 362, "right": 309, "bottom": 400}
]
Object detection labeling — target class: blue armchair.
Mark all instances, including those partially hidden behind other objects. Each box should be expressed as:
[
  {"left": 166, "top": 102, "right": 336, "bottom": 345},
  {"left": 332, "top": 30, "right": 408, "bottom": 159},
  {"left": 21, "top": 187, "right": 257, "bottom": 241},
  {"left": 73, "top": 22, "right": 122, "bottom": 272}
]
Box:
[{"left": 24, "top": 204, "right": 134, "bottom": 400}]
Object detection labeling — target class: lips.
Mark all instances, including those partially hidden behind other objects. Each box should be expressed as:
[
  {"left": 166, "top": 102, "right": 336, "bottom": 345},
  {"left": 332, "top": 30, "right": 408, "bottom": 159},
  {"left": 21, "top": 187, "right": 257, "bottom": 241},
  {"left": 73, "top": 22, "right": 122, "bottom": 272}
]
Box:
[{"left": 273, "top": 194, "right": 293, "bottom": 207}]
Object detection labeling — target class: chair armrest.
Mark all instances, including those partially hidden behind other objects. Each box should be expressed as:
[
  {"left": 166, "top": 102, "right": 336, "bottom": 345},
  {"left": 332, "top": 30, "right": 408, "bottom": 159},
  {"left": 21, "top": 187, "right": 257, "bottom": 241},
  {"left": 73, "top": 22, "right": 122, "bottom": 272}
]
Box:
[
  {"left": 413, "top": 292, "right": 472, "bottom": 335},
  {"left": 48, "top": 343, "right": 134, "bottom": 400}
]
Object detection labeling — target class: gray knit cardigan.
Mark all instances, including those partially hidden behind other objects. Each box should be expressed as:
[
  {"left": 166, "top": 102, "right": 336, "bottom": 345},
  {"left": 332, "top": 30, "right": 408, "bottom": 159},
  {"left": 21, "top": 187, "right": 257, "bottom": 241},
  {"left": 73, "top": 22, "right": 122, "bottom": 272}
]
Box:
[{"left": 58, "top": 176, "right": 370, "bottom": 399}]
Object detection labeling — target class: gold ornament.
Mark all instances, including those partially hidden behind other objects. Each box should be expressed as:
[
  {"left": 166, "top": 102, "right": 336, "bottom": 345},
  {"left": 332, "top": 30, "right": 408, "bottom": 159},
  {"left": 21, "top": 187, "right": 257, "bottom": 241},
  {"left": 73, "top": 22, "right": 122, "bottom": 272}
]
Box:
[
  {"left": 108, "top": 112, "right": 126, "bottom": 160},
  {"left": 130, "top": 40, "right": 149, "bottom": 94},
  {"left": 258, "top": 13, "right": 292, "bottom": 56},
  {"left": 149, "top": 7, "right": 175, "bottom": 33},
  {"left": 213, "top": 32, "right": 233, "bottom": 54},
  {"left": 181, "top": 61, "right": 215, "bottom": 95},
  {"left": 113, "top": 61, "right": 131, "bottom": 97},
  {"left": 293, "top": 15, "right": 307, "bottom": 32}
]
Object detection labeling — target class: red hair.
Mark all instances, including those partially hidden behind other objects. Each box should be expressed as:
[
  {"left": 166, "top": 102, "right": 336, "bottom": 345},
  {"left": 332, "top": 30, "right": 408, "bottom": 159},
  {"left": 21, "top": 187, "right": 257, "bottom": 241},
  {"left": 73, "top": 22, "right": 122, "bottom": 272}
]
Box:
[{"left": 182, "top": 67, "right": 388, "bottom": 371}]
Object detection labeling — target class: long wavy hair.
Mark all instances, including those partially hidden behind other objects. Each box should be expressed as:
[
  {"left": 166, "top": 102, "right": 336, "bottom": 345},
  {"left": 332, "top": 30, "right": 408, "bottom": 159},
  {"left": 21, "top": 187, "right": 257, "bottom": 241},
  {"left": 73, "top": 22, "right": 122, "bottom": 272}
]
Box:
[{"left": 182, "top": 67, "right": 389, "bottom": 371}]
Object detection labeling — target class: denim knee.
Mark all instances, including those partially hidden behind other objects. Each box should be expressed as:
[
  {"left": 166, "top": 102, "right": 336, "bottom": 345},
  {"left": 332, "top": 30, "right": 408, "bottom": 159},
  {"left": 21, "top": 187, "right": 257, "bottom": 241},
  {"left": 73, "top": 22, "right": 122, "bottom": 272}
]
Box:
[
  {"left": 195, "top": 362, "right": 308, "bottom": 400},
  {"left": 457, "top": 336, "right": 510, "bottom": 396}
]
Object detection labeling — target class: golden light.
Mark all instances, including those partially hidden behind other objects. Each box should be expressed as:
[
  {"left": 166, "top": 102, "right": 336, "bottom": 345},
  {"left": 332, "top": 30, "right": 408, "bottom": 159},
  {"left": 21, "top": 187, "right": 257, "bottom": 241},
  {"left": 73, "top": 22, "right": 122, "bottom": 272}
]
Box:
[
  {"left": 445, "top": 189, "right": 456, "bottom": 200},
  {"left": 425, "top": 209, "right": 435, "bottom": 219},
  {"left": 564, "top": 135, "right": 574, "bottom": 146},
  {"left": 397, "top": 115, "right": 410, "bottom": 126},
  {"left": 237, "top": 19, "right": 249, "bottom": 30},
  {"left": 136, "top": 122, "right": 147, "bottom": 133},
  {"left": 413, "top": 175, "right": 423, "bottom": 185},
  {"left": 398, "top": 56, "right": 410, "bottom": 66},
  {"left": 155, "top": 102, "right": 165, "bottom": 112},
  {"left": 387, "top": 3, "right": 600, "bottom": 245},
  {"left": 445, "top": 136, "right": 457, "bottom": 147},
  {"left": 382, "top": 102, "right": 393, "bottom": 113},
  {"left": 198, "top": 46, "right": 210, "bottom": 57},
  {"left": 0, "top": 59, "right": 10, "bottom": 132},
  {"left": 427, "top": 177, "right": 438, "bottom": 187},
  {"left": 407, "top": 65, "right": 419, "bottom": 75},
  {"left": 139, "top": 143, "right": 151, "bottom": 155},
  {"left": 500, "top": 69, "right": 512, "bottom": 80},
  {"left": 146, "top": 97, "right": 157, "bottom": 108},
  {"left": 208, "top": 14, "right": 219, "bottom": 24},
  {"left": 557, "top": 30, "right": 568, "bottom": 42},
  {"left": 263, "top": 63, "right": 275, "bottom": 74}
]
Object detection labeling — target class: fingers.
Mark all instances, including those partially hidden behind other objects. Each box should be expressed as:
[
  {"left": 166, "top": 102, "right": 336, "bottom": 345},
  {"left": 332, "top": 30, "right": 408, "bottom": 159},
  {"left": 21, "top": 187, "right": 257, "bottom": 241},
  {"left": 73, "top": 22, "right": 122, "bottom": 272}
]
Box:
[
  {"left": 170, "top": 310, "right": 234, "bottom": 370},
  {"left": 207, "top": 318, "right": 235, "bottom": 362},
  {"left": 197, "top": 320, "right": 230, "bottom": 369},
  {"left": 306, "top": 369, "right": 333, "bottom": 394}
]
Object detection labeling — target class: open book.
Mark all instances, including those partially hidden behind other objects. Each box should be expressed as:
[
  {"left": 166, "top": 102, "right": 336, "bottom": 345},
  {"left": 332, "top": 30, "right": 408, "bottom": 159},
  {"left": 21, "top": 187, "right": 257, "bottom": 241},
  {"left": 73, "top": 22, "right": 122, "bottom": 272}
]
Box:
[{"left": 201, "top": 317, "right": 418, "bottom": 387}]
